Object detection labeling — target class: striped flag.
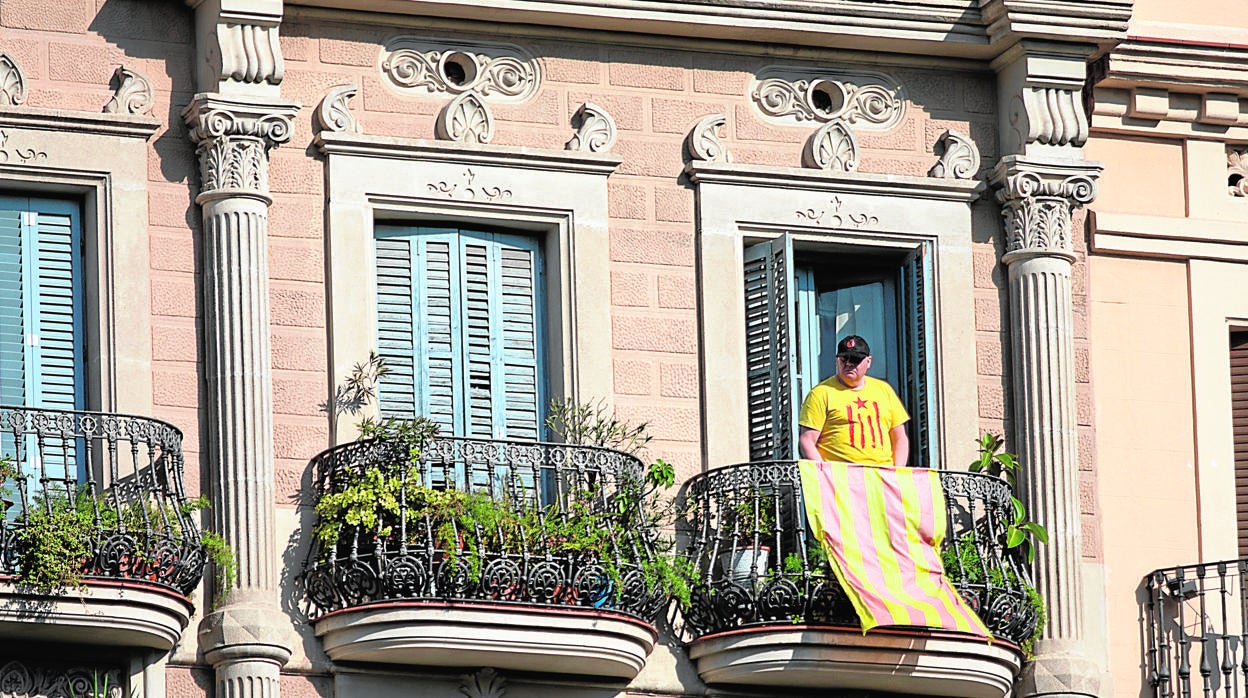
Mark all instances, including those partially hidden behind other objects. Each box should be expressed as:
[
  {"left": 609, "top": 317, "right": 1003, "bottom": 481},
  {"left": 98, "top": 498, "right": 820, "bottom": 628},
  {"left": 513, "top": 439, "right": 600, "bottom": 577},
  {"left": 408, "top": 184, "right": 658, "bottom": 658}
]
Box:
[{"left": 798, "top": 459, "right": 990, "bottom": 637}]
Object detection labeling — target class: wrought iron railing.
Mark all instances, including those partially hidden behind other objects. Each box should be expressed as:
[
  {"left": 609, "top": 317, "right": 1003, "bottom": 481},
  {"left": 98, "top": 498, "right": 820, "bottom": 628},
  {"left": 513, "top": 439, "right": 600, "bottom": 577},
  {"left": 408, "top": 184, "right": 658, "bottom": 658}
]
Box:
[
  {"left": 1146, "top": 559, "right": 1248, "bottom": 697},
  {"left": 0, "top": 406, "right": 203, "bottom": 595},
  {"left": 300, "top": 435, "right": 669, "bottom": 620},
  {"left": 680, "top": 460, "right": 1040, "bottom": 646}
]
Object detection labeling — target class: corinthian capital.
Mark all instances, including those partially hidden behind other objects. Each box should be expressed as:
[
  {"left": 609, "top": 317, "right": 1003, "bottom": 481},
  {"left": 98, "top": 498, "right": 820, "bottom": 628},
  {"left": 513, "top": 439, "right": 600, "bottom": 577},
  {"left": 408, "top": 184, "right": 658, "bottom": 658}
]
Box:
[
  {"left": 992, "top": 155, "right": 1102, "bottom": 262},
  {"left": 183, "top": 94, "right": 298, "bottom": 202}
]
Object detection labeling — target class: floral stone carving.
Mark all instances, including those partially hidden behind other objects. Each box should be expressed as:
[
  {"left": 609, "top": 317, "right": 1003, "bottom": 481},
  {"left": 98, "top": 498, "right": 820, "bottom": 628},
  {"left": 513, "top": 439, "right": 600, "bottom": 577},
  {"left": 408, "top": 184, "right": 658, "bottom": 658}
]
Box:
[
  {"left": 103, "top": 65, "right": 153, "bottom": 115},
  {"left": 929, "top": 129, "right": 981, "bottom": 179},
  {"left": 0, "top": 54, "right": 27, "bottom": 107},
  {"left": 996, "top": 169, "right": 1097, "bottom": 257},
  {"left": 316, "top": 85, "right": 361, "bottom": 134},
  {"left": 382, "top": 37, "right": 540, "bottom": 103},
  {"left": 1229, "top": 147, "right": 1248, "bottom": 197},
  {"left": 460, "top": 668, "right": 506, "bottom": 698},
  {"left": 687, "top": 113, "right": 730, "bottom": 163},
  {"left": 803, "top": 119, "right": 858, "bottom": 172},
  {"left": 566, "top": 102, "right": 617, "bottom": 153},
  {"left": 751, "top": 69, "right": 905, "bottom": 130},
  {"left": 436, "top": 92, "right": 494, "bottom": 144},
  {"left": 0, "top": 660, "right": 124, "bottom": 698}
]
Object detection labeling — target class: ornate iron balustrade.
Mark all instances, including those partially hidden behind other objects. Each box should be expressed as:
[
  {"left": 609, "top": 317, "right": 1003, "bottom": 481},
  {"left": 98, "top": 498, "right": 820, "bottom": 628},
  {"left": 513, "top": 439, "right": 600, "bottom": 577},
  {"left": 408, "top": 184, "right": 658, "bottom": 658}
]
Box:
[
  {"left": 680, "top": 460, "right": 1040, "bottom": 646},
  {"left": 0, "top": 406, "right": 203, "bottom": 595},
  {"left": 1146, "top": 559, "right": 1248, "bottom": 697},
  {"left": 300, "top": 435, "right": 669, "bottom": 620}
]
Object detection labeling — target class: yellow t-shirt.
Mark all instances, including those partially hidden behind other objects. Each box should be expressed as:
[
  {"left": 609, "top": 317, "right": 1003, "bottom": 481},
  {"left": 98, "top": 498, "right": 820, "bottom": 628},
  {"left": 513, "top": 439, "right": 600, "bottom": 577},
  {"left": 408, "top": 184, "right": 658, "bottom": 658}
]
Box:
[{"left": 797, "top": 376, "right": 910, "bottom": 465}]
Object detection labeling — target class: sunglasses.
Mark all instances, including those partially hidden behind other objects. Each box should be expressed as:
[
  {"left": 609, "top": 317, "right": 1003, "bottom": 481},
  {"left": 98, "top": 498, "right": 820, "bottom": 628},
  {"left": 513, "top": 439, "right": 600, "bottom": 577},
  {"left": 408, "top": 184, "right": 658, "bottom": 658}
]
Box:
[{"left": 838, "top": 355, "right": 868, "bottom": 367}]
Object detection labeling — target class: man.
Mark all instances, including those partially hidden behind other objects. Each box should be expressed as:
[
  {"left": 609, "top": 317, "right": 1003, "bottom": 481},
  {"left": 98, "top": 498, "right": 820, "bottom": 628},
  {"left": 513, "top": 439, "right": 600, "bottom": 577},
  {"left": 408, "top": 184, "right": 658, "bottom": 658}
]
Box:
[{"left": 798, "top": 335, "right": 910, "bottom": 467}]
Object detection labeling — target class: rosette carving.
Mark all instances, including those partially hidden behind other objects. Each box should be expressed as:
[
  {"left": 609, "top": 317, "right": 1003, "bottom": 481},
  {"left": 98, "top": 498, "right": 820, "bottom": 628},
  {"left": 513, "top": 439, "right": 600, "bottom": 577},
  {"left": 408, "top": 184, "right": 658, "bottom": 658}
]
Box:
[
  {"left": 461, "top": 668, "right": 506, "bottom": 698},
  {"left": 0, "top": 54, "right": 27, "bottom": 107},
  {"left": 316, "top": 84, "right": 361, "bottom": 134},
  {"left": 1229, "top": 147, "right": 1248, "bottom": 197},
  {"left": 381, "top": 38, "right": 540, "bottom": 103},
  {"left": 687, "top": 113, "right": 730, "bottom": 163},
  {"left": 803, "top": 119, "right": 858, "bottom": 172},
  {"left": 102, "top": 65, "right": 153, "bottom": 115},
  {"left": 565, "top": 102, "right": 617, "bottom": 153},
  {"left": 436, "top": 92, "right": 494, "bottom": 144},
  {"left": 751, "top": 70, "right": 905, "bottom": 130},
  {"left": 995, "top": 169, "right": 1099, "bottom": 257},
  {"left": 928, "top": 129, "right": 981, "bottom": 179}
]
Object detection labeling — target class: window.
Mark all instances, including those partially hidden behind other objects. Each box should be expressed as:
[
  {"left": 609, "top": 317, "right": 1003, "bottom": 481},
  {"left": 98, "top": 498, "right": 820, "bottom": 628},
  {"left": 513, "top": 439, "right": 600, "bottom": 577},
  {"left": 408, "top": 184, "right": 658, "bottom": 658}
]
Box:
[
  {"left": 374, "top": 224, "right": 546, "bottom": 441},
  {"left": 744, "top": 233, "right": 936, "bottom": 467},
  {"left": 0, "top": 195, "right": 85, "bottom": 481}
]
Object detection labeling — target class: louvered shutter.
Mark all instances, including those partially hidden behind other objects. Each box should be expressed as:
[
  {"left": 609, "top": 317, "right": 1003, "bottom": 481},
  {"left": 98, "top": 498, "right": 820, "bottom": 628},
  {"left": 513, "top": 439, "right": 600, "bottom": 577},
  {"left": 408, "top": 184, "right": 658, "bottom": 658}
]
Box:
[
  {"left": 375, "top": 226, "right": 544, "bottom": 442},
  {"left": 1232, "top": 332, "right": 1248, "bottom": 557},
  {"left": 0, "top": 204, "right": 25, "bottom": 409},
  {"left": 744, "top": 234, "right": 798, "bottom": 461},
  {"left": 899, "top": 244, "right": 936, "bottom": 468}
]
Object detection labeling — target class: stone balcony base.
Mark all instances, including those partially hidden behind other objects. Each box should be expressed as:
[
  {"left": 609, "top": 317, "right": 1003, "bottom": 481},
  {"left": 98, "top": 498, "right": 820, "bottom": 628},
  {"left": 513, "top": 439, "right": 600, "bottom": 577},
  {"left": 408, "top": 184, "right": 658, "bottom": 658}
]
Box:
[
  {"left": 314, "top": 601, "right": 658, "bottom": 679},
  {"left": 0, "top": 578, "right": 194, "bottom": 650},
  {"left": 688, "top": 625, "right": 1024, "bottom": 698}
]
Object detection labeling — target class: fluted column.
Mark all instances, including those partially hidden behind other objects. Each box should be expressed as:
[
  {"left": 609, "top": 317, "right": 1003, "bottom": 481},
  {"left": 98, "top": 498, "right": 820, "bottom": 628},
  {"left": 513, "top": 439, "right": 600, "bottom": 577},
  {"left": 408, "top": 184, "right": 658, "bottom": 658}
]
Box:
[
  {"left": 185, "top": 95, "right": 298, "bottom": 696},
  {"left": 994, "top": 156, "right": 1102, "bottom": 697}
]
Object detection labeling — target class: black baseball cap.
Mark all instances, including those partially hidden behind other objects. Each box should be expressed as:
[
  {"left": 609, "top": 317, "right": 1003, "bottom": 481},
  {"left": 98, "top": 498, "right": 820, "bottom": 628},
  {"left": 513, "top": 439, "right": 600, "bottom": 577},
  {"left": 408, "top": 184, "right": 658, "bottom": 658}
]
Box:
[{"left": 836, "top": 335, "right": 871, "bottom": 364}]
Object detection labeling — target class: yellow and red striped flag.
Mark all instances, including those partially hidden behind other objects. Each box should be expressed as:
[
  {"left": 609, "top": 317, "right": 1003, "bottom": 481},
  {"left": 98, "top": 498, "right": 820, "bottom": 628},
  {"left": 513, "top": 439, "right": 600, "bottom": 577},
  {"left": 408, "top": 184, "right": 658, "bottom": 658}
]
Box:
[{"left": 798, "top": 459, "right": 990, "bottom": 637}]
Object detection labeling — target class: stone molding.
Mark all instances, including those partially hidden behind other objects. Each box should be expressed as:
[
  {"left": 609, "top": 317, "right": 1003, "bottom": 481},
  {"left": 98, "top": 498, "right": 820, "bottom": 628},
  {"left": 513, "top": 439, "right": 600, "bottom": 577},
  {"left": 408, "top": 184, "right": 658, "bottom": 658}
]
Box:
[
  {"left": 436, "top": 92, "right": 494, "bottom": 144},
  {"left": 687, "top": 113, "right": 730, "bottom": 163},
  {"left": 0, "top": 580, "right": 194, "bottom": 650},
  {"left": 1231, "top": 147, "right": 1248, "bottom": 197},
  {"left": 461, "top": 668, "right": 506, "bottom": 698},
  {"left": 979, "top": 0, "right": 1130, "bottom": 53},
  {"left": 316, "top": 84, "right": 361, "bottom": 134},
  {"left": 803, "top": 119, "right": 858, "bottom": 172},
  {"left": 750, "top": 68, "right": 905, "bottom": 129},
  {"left": 0, "top": 54, "right": 27, "bottom": 107},
  {"left": 103, "top": 66, "right": 154, "bottom": 116},
  {"left": 381, "top": 36, "right": 540, "bottom": 103},
  {"left": 0, "top": 660, "right": 124, "bottom": 698},
  {"left": 991, "top": 156, "right": 1100, "bottom": 261},
  {"left": 929, "top": 129, "right": 982, "bottom": 179},
  {"left": 186, "top": 0, "right": 285, "bottom": 94},
  {"left": 1089, "top": 211, "right": 1248, "bottom": 261},
  {"left": 183, "top": 95, "right": 298, "bottom": 202},
  {"left": 566, "top": 102, "right": 617, "bottom": 153}
]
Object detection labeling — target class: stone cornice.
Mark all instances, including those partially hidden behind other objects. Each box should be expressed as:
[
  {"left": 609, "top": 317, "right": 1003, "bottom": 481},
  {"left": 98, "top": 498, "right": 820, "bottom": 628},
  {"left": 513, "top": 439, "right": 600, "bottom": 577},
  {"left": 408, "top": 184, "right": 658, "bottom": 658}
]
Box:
[
  {"left": 686, "top": 160, "right": 985, "bottom": 202},
  {"left": 979, "top": 0, "right": 1132, "bottom": 55},
  {"left": 0, "top": 106, "right": 160, "bottom": 140},
  {"left": 315, "top": 132, "right": 622, "bottom": 176},
  {"left": 1095, "top": 38, "right": 1248, "bottom": 94}
]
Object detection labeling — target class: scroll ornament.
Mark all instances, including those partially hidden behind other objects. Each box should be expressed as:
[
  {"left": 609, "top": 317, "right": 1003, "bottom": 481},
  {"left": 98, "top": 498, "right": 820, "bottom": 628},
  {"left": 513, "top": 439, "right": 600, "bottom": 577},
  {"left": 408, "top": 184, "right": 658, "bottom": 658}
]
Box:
[
  {"left": 316, "top": 85, "right": 361, "bottom": 134},
  {"left": 996, "top": 171, "right": 1097, "bottom": 256},
  {"left": 103, "top": 65, "right": 154, "bottom": 115},
  {"left": 687, "top": 113, "right": 730, "bottom": 163},
  {"left": 928, "top": 129, "right": 981, "bottom": 179},
  {"left": 566, "top": 102, "right": 617, "bottom": 153},
  {"left": 0, "top": 54, "right": 27, "bottom": 107}
]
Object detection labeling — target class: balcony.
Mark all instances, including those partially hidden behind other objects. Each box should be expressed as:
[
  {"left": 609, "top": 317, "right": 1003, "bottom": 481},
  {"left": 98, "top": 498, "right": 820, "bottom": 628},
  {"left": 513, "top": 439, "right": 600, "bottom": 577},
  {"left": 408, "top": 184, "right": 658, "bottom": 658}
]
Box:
[
  {"left": 680, "top": 460, "right": 1038, "bottom": 698},
  {"left": 1146, "top": 559, "right": 1248, "bottom": 697},
  {"left": 0, "top": 406, "right": 204, "bottom": 651},
  {"left": 300, "top": 435, "right": 669, "bottom": 679}
]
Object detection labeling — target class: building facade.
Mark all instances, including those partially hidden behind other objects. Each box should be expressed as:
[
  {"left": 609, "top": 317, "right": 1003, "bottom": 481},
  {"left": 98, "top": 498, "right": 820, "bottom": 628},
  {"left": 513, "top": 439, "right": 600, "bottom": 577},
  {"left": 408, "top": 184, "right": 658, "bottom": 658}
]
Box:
[{"left": 0, "top": 0, "right": 1242, "bottom": 696}]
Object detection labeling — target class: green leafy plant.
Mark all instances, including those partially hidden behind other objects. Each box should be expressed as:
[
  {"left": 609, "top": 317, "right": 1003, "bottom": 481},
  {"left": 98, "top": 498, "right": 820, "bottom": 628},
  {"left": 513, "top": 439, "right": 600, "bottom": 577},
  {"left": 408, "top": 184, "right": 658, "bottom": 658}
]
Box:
[
  {"left": 202, "top": 531, "right": 237, "bottom": 604},
  {"left": 15, "top": 490, "right": 94, "bottom": 593},
  {"left": 942, "top": 533, "right": 1047, "bottom": 656},
  {"left": 546, "top": 398, "right": 653, "bottom": 455},
  {"left": 969, "top": 433, "right": 1049, "bottom": 564}
]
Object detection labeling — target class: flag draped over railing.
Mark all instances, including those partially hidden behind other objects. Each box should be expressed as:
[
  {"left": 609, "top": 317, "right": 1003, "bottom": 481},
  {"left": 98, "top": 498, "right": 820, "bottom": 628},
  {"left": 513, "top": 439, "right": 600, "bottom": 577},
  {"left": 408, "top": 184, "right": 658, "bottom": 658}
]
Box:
[{"left": 798, "top": 459, "right": 990, "bottom": 637}]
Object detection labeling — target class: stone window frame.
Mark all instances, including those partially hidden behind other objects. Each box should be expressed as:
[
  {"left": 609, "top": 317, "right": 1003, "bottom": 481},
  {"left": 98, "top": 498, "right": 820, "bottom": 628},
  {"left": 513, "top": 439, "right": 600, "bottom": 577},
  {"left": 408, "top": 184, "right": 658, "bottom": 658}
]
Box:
[
  {"left": 0, "top": 107, "right": 160, "bottom": 416},
  {"left": 317, "top": 134, "right": 620, "bottom": 443},
  {"left": 687, "top": 160, "right": 984, "bottom": 470}
]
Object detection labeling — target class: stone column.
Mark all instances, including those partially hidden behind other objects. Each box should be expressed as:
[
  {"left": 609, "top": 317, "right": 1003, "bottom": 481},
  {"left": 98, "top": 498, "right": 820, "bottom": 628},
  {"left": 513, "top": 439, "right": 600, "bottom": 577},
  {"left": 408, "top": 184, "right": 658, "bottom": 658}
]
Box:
[
  {"left": 994, "top": 155, "right": 1102, "bottom": 697},
  {"left": 185, "top": 95, "right": 299, "bottom": 698}
]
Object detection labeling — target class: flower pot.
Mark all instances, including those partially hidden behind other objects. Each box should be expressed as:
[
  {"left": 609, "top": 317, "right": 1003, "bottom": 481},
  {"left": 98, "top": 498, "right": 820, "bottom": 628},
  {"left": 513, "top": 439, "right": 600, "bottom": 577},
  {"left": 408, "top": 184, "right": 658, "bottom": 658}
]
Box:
[{"left": 719, "top": 545, "right": 771, "bottom": 585}]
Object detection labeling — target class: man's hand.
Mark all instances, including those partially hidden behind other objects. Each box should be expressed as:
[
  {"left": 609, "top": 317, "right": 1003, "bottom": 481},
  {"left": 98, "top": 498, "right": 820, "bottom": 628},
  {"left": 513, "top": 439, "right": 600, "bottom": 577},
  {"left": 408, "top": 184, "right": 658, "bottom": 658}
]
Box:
[
  {"left": 890, "top": 424, "right": 910, "bottom": 468},
  {"left": 799, "top": 427, "right": 822, "bottom": 461}
]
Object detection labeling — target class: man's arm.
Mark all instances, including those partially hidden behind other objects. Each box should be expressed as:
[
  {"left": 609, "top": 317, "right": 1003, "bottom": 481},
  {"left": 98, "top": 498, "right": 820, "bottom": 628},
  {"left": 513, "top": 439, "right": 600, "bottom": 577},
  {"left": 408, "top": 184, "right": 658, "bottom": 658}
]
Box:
[
  {"left": 799, "top": 427, "right": 822, "bottom": 461},
  {"left": 889, "top": 424, "right": 910, "bottom": 468}
]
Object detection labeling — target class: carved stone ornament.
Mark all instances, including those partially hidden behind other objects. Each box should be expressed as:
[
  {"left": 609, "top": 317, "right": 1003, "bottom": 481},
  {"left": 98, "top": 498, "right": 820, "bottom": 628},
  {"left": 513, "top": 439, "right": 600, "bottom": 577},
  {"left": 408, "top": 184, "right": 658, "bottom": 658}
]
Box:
[
  {"left": 687, "top": 113, "right": 730, "bottom": 163},
  {"left": 751, "top": 68, "right": 905, "bottom": 130},
  {"left": 803, "top": 119, "right": 858, "bottom": 172},
  {"left": 566, "top": 102, "right": 616, "bottom": 153},
  {"left": 0, "top": 54, "right": 27, "bottom": 107},
  {"left": 426, "top": 167, "right": 512, "bottom": 202},
  {"left": 382, "top": 37, "right": 540, "bottom": 103},
  {"left": 0, "top": 660, "right": 124, "bottom": 698},
  {"left": 436, "top": 92, "right": 494, "bottom": 144},
  {"left": 316, "top": 84, "right": 361, "bottom": 134},
  {"left": 0, "top": 130, "right": 47, "bottom": 164},
  {"left": 794, "top": 195, "right": 879, "bottom": 229},
  {"left": 217, "top": 22, "right": 284, "bottom": 85},
  {"left": 184, "top": 99, "right": 297, "bottom": 197},
  {"left": 460, "top": 668, "right": 506, "bottom": 698},
  {"left": 928, "top": 129, "right": 981, "bottom": 179},
  {"left": 1008, "top": 87, "right": 1089, "bottom": 150},
  {"left": 996, "top": 170, "right": 1097, "bottom": 257},
  {"left": 102, "top": 65, "right": 153, "bottom": 115},
  {"left": 1230, "top": 147, "right": 1248, "bottom": 197}
]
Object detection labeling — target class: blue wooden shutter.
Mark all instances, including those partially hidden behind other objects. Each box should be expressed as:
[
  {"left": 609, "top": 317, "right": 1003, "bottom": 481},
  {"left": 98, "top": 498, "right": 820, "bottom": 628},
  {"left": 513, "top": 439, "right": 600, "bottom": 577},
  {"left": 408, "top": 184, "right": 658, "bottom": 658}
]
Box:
[
  {"left": 899, "top": 243, "right": 937, "bottom": 468},
  {"left": 743, "top": 234, "right": 798, "bottom": 461},
  {"left": 0, "top": 203, "right": 25, "bottom": 409}
]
